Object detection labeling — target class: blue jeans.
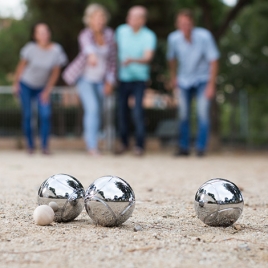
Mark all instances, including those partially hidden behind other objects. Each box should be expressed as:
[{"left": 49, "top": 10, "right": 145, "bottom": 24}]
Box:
[
  {"left": 19, "top": 81, "right": 51, "bottom": 150},
  {"left": 118, "top": 81, "right": 146, "bottom": 149},
  {"left": 178, "top": 82, "right": 210, "bottom": 151},
  {"left": 77, "top": 78, "right": 104, "bottom": 150}
]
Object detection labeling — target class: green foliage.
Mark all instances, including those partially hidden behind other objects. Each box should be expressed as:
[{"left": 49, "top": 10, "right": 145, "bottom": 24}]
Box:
[
  {"left": 25, "top": 0, "right": 90, "bottom": 60},
  {"left": 0, "top": 19, "right": 29, "bottom": 84},
  {"left": 0, "top": 94, "right": 20, "bottom": 110},
  {"left": 220, "top": 1, "right": 268, "bottom": 91},
  {"left": 90, "top": 0, "right": 118, "bottom": 14}
]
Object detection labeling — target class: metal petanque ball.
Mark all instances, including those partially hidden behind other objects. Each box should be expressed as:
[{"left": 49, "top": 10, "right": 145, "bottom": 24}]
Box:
[
  {"left": 194, "top": 178, "right": 244, "bottom": 227},
  {"left": 84, "top": 175, "right": 135, "bottom": 227},
  {"left": 38, "top": 174, "right": 85, "bottom": 222}
]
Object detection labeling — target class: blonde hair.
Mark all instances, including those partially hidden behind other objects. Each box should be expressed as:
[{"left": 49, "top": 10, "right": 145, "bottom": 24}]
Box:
[{"left": 83, "top": 3, "right": 110, "bottom": 26}]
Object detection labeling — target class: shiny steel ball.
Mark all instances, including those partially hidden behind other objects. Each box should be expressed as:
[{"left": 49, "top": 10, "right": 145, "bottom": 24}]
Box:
[
  {"left": 194, "top": 178, "right": 244, "bottom": 227},
  {"left": 84, "top": 175, "right": 135, "bottom": 227},
  {"left": 38, "top": 174, "right": 85, "bottom": 222}
]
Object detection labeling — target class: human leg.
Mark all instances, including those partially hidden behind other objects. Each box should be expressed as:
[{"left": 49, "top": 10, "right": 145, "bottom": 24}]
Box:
[
  {"left": 178, "top": 87, "right": 192, "bottom": 152},
  {"left": 37, "top": 91, "right": 51, "bottom": 152},
  {"left": 196, "top": 82, "right": 210, "bottom": 153},
  {"left": 117, "top": 82, "right": 131, "bottom": 149},
  {"left": 19, "top": 82, "right": 35, "bottom": 150},
  {"left": 95, "top": 82, "right": 105, "bottom": 150},
  {"left": 77, "top": 79, "right": 102, "bottom": 151},
  {"left": 132, "top": 81, "right": 146, "bottom": 150}
]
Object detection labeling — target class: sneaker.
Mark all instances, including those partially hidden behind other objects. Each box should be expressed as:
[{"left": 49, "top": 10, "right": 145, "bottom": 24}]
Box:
[
  {"left": 114, "top": 144, "right": 129, "bottom": 155},
  {"left": 134, "top": 147, "right": 144, "bottom": 157},
  {"left": 196, "top": 150, "right": 205, "bottom": 157},
  {"left": 42, "top": 149, "right": 51, "bottom": 155},
  {"left": 174, "top": 148, "right": 189, "bottom": 157},
  {"left": 27, "top": 148, "right": 34, "bottom": 155},
  {"left": 88, "top": 149, "right": 101, "bottom": 157}
]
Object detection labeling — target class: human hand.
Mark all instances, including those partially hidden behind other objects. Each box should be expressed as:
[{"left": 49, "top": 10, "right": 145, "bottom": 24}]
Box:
[
  {"left": 87, "top": 54, "right": 98, "bottom": 66},
  {"left": 12, "top": 83, "right": 20, "bottom": 97},
  {"left": 169, "top": 77, "right": 178, "bottom": 91},
  {"left": 205, "top": 83, "right": 216, "bottom": 99},
  {"left": 104, "top": 82, "right": 113, "bottom": 96},
  {"left": 123, "top": 58, "right": 133, "bottom": 66},
  {"left": 40, "top": 90, "right": 50, "bottom": 104}
]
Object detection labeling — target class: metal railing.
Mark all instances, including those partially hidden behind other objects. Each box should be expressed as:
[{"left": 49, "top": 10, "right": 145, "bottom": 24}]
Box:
[{"left": 0, "top": 86, "right": 268, "bottom": 148}]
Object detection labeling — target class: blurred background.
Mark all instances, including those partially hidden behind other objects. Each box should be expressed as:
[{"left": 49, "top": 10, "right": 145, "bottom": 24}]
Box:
[{"left": 0, "top": 0, "right": 267, "bottom": 151}]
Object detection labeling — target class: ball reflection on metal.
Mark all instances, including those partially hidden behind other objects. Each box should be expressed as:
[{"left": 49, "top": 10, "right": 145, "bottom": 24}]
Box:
[
  {"left": 85, "top": 176, "right": 135, "bottom": 227},
  {"left": 38, "top": 174, "right": 85, "bottom": 222},
  {"left": 194, "top": 178, "right": 244, "bottom": 227}
]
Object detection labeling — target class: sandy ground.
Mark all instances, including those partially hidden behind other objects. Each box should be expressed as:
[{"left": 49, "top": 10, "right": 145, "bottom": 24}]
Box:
[{"left": 0, "top": 150, "right": 268, "bottom": 268}]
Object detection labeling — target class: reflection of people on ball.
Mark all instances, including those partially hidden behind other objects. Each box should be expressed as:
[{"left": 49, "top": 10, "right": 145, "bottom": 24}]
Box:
[
  {"left": 194, "top": 178, "right": 244, "bottom": 227},
  {"left": 38, "top": 174, "right": 85, "bottom": 222},
  {"left": 85, "top": 176, "right": 135, "bottom": 227}
]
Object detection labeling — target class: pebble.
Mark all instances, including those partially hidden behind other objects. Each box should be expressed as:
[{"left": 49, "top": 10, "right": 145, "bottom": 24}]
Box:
[
  {"left": 233, "top": 224, "right": 243, "bottom": 230},
  {"left": 33, "top": 205, "right": 54, "bottom": 226},
  {"left": 134, "top": 225, "right": 142, "bottom": 232},
  {"left": 238, "top": 243, "right": 250, "bottom": 251}
]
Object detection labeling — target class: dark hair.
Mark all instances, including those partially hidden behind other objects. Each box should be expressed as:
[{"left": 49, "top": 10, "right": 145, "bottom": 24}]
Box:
[
  {"left": 30, "top": 22, "right": 52, "bottom": 42},
  {"left": 177, "top": 9, "right": 194, "bottom": 21}
]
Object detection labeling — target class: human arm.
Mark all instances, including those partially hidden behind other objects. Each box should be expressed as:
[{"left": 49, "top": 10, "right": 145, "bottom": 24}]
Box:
[
  {"left": 13, "top": 59, "right": 27, "bottom": 96},
  {"left": 123, "top": 50, "right": 155, "bottom": 65},
  {"left": 78, "top": 29, "right": 98, "bottom": 66},
  {"left": 123, "top": 30, "right": 156, "bottom": 66},
  {"left": 103, "top": 29, "right": 117, "bottom": 96},
  {"left": 205, "top": 60, "right": 219, "bottom": 99},
  {"left": 167, "top": 33, "right": 178, "bottom": 90},
  {"left": 41, "top": 45, "right": 67, "bottom": 103},
  {"left": 40, "top": 66, "right": 61, "bottom": 104},
  {"left": 168, "top": 59, "right": 178, "bottom": 90},
  {"left": 204, "top": 31, "right": 220, "bottom": 99}
]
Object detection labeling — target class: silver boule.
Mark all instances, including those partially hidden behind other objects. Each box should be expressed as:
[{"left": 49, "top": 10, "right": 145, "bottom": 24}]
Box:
[
  {"left": 38, "top": 174, "right": 85, "bottom": 222},
  {"left": 49, "top": 201, "right": 59, "bottom": 212},
  {"left": 194, "top": 178, "right": 244, "bottom": 227},
  {"left": 84, "top": 175, "right": 135, "bottom": 227}
]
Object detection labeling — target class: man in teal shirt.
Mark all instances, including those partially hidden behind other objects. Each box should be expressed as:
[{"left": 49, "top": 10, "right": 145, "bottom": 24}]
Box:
[{"left": 115, "top": 6, "right": 157, "bottom": 156}]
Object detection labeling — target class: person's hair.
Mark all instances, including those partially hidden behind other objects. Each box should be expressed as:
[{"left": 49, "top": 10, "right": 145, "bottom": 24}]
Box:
[
  {"left": 30, "top": 22, "right": 52, "bottom": 42},
  {"left": 83, "top": 3, "right": 110, "bottom": 26},
  {"left": 177, "top": 9, "right": 194, "bottom": 21}
]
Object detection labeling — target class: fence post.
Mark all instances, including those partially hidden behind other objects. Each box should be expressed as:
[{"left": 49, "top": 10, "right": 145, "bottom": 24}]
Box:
[
  {"left": 103, "top": 94, "right": 116, "bottom": 151},
  {"left": 239, "top": 90, "right": 249, "bottom": 141}
]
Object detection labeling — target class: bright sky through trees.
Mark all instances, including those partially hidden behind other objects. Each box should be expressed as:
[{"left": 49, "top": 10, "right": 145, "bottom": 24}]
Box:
[
  {"left": 0, "top": 0, "right": 237, "bottom": 19},
  {"left": 0, "top": 0, "right": 26, "bottom": 19}
]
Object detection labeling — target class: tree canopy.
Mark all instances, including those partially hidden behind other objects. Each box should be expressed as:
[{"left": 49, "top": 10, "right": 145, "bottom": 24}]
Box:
[{"left": 1, "top": 0, "right": 266, "bottom": 90}]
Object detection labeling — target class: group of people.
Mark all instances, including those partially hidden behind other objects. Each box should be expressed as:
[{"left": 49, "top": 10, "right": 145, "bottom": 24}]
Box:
[{"left": 13, "top": 4, "right": 219, "bottom": 157}]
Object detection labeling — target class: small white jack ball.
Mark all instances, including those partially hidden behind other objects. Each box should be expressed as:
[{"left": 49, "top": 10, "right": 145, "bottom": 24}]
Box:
[
  {"left": 33, "top": 205, "right": 54, "bottom": 226},
  {"left": 49, "top": 202, "right": 59, "bottom": 212}
]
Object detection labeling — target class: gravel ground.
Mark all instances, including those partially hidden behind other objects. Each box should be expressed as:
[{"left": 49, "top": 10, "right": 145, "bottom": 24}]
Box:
[{"left": 0, "top": 150, "right": 268, "bottom": 268}]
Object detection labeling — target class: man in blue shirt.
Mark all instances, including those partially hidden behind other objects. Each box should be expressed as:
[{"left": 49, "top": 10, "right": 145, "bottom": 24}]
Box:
[
  {"left": 116, "top": 6, "right": 157, "bottom": 156},
  {"left": 167, "top": 9, "right": 220, "bottom": 156}
]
